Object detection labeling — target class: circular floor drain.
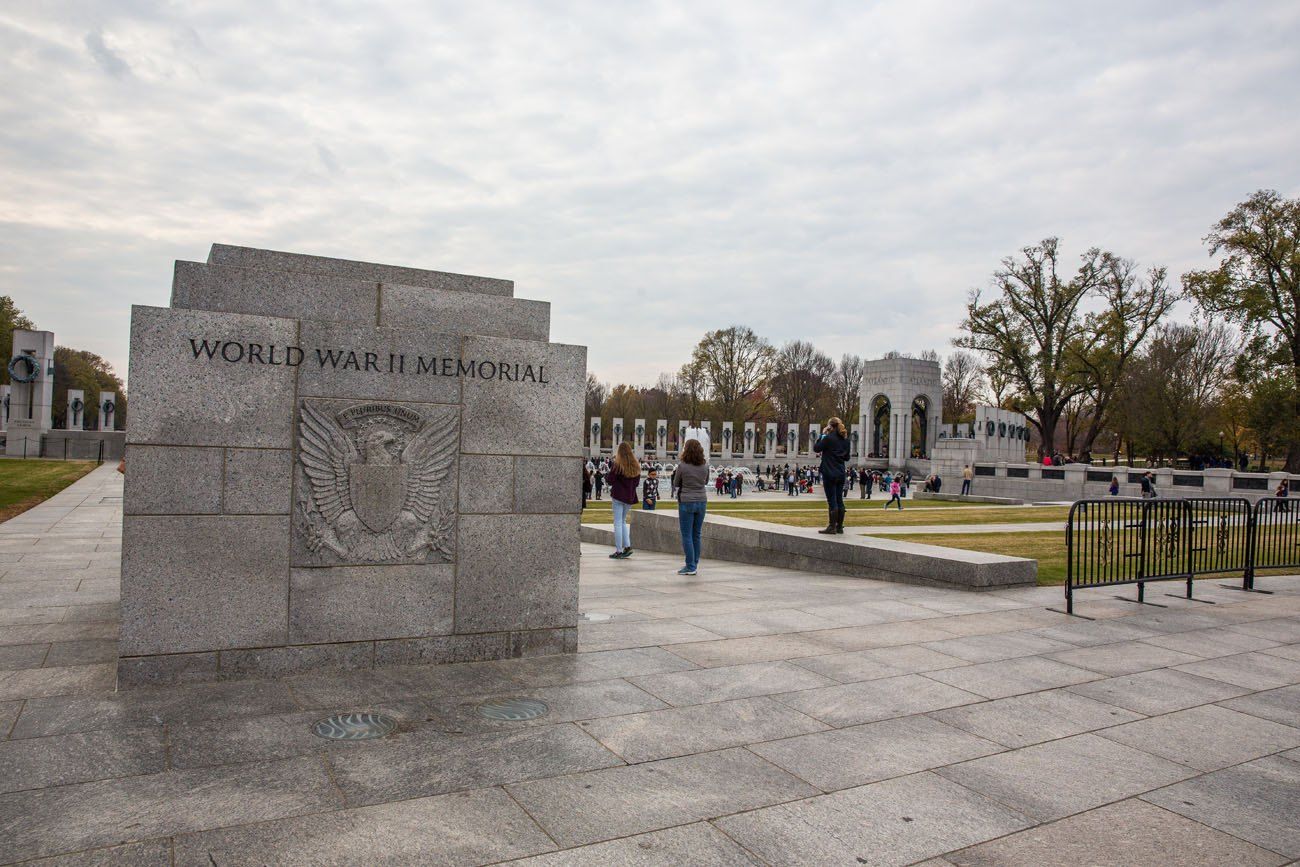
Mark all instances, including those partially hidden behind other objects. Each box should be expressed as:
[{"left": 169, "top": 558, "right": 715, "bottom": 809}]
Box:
[
  {"left": 311, "top": 712, "right": 397, "bottom": 740},
  {"left": 477, "top": 697, "right": 550, "bottom": 721}
]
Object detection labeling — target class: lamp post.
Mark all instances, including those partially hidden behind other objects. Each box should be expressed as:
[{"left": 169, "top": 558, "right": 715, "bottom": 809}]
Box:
[{"left": 1219, "top": 431, "right": 1225, "bottom": 465}]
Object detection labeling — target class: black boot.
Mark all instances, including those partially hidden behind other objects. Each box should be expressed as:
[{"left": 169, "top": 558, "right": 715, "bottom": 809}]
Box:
[
  {"left": 835, "top": 507, "right": 846, "bottom": 534},
  {"left": 818, "top": 508, "right": 837, "bottom": 534}
]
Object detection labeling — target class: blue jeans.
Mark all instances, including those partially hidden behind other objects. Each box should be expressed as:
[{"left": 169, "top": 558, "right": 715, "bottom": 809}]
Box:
[
  {"left": 678, "top": 500, "right": 707, "bottom": 570},
  {"left": 824, "top": 475, "right": 845, "bottom": 511},
  {"left": 612, "top": 500, "right": 632, "bottom": 551}
]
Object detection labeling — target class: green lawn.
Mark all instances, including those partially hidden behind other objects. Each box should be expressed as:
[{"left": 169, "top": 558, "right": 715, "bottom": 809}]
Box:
[
  {"left": 581, "top": 499, "right": 1068, "bottom": 528},
  {"left": 0, "top": 460, "right": 98, "bottom": 522},
  {"left": 875, "top": 531, "right": 1071, "bottom": 585}
]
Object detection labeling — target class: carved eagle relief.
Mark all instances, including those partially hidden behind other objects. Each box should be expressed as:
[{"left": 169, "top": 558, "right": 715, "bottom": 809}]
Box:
[{"left": 295, "top": 401, "right": 458, "bottom": 563}]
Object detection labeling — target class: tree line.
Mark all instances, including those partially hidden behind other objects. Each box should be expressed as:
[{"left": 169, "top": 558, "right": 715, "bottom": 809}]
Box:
[
  {"left": 586, "top": 189, "right": 1300, "bottom": 471},
  {"left": 0, "top": 296, "right": 128, "bottom": 430}
]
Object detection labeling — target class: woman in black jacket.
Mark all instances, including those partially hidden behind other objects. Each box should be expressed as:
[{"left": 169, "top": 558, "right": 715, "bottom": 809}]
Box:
[{"left": 813, "top": 416, "right": 851, "bottom": 534}]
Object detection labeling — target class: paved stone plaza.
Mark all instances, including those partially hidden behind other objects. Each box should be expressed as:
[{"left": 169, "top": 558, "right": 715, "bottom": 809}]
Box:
[{"left": 2, "top": 466, "right": 1300, "bottom": 865}]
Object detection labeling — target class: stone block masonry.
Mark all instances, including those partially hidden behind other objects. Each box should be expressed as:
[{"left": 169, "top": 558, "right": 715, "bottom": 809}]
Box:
[{"left": 119, "top": 245, "right": 586, "bottom": 687}]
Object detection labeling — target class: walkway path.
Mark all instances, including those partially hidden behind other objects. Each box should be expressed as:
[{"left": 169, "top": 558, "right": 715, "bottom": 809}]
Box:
[{"left": 1, "top": 466, "right": 1299, "bottom": 864}]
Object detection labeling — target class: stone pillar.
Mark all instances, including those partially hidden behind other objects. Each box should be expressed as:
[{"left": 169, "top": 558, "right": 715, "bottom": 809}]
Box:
[
  {"left": 721, "top": 421, "right": 733, "bottom": 459},
  {"left": 610, "top": 418, "right": 623, "bottom": 454},
  {"left": 849, "top": 423, "right": 860, "bottom": 458},
  {"left": 633, "top": 418, "right": 646, "bottom": 458},
  {"left": 764, "top": 422, "right": 778, "bottom": 460},
  {"left": 743, "top": 422, "right": 755, "bottom": 459},
  {"left": 1, "top": 384, "right": 10, "bottom": 432},
  {"left": 655, "top": 419, "right": 668, "bottom": 457},
  {"left": 5, "top": 329, "right": 55, "bottom": 457},
  {"left": 1203, "top": 467, "right": 1233, "bottom": 497},
  {"left": 588, "top": 417, "right": 601, "bottom": 458},
  {"left": 97, "top": 391, "right": 118, "bottom": 431},
  {"left": 67, "top": 389, "right": 85, "bottom": 430},
  {"left": 677, "top": 421, "right": 687, "bottom": 456},
  {"left": 1063, "top": 464, "right": 1086, "bottom": 501},
  {"left": 786, "top": 423, "right": 798, "bottom": 459},
  {"left": 807, "top": 423, "right": 820, "bottom": 457}
]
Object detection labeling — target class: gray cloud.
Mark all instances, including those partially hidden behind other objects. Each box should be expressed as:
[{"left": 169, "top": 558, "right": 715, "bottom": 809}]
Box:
[{"left": 1, "top": 1, "right": 1298, "bottom": 386}]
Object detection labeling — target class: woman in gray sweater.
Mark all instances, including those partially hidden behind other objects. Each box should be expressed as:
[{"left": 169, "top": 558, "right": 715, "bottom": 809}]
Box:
[{"left": 671, "top": 438, "right": 710, "bottom": 575}]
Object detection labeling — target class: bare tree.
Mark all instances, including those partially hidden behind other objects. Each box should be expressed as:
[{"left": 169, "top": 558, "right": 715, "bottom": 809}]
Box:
[
  {"left": 830, "top": 354, "right": 864, "bottom": 421},
  {"left": 1070, "top": 256, "right": 1177, "bottom": 456},
  {"left": 941, "top": 351, "right": 984, "bottom": 422},
  {"left": 956, "top": 238, "right": 1109, "bottom": 459},
  {"left": 690, "top": 326, "right": 775, "bottom": 421},
  {"left": 770, "top": 340, "right": 834, "bottom": 424}
]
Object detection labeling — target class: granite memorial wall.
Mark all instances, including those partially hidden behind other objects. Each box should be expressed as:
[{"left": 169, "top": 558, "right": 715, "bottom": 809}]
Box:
[{"left": 119, "top": 245, "right": 586, "bottom": 686}]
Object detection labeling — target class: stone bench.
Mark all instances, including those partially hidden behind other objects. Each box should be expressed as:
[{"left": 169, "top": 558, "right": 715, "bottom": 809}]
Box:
[
  {"left": 581, "top": 509, "right": 1036, "bottom": 591},
  {"left": 912, "top": 491, "right": 1024, "bottom": 505}
]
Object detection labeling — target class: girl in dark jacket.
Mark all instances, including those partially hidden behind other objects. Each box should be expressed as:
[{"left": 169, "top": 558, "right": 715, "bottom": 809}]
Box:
[{"left": 813, "top": 416, "right": 851, "bottom": 534}]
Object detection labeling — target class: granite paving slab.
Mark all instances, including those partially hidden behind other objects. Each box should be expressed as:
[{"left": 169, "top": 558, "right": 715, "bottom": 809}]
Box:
[
  {"left": 946, "top": 798, "right": 1287, "bottom": 866},
  {"left": 11, "top": 679, "right": 304, "bottom": 739},
  {"left": 1141, "top": 626, "right": 1282, "bottom": 658},
  {"left": 1142, "top": 755, "right": 1300, "bottom": 857},
  {"left": 936, "top": 733, "right": 1199, "bottom": 822},
  {"left": 326, "top": 722, "right": 624, "bottom": 807},
  {"left": 1045, "top": 640, "right": 1202, "bottom": 676},
  {"left": 0, "top": 756, "right": 341, "bottom": 863},
  {"left": 419, "top": 678, "right": 669, "bottom": 733},
  {"left": 924, "top": 656, "right": 1101, "bottom": 699},
  {"left": 0, "top": 726, "right": 166, "bottom": 793},
  {"left": 919, "top": 631, "right": 1076, "bottom": 663},
  {"left": 714, "top": 771, "right": 1034, "bottom": 867},
  {"left": 791, "top": 644, "right": 968, "bottom": 683},
  {"left": 1218, "top": 684, "right": 1300, "bottom": 728},
  {"left": 927, "top": 689, "right": 1144, "bottom": 748},
  {"left": 748, "top": 714, "right": 1005, "bottom": 791},
  {"left": 1097, "top": 703, "right": 1300, "bottom": 771},
  {"left": 14, "top": 840, "right": 172, "bottom": 866},
  {"left": 503, "top": 822, "right": 761, "bottom": 866},
  {"left": 0, "top": 663, "right": 116, "bottom": 701},
  {"left": 575, "top": 695, "right": 828, "bottom": 762},
  {"left": 1065, "top": 668, "right": 1252, "bottom": 716},
  {"left": 627, "top": 660, "right": 836, "bottom": 707},
  {"left": 1229, "top": 617, "right": 1300, "bottom": 643},
  {"left": 1172, "top": 651, "right": 1300, "bottom": 690},
  {"left": 1261, "top": 642, "right": 1300, "bottom": 660},
  {"left": 772, "top": 673, "right": 984, "bottom": 727},
  {"left": 505, "top": 748, "right": 818, "bottom": 848},
  {"left": 172, "top": 786, "right": 555, "bottom": 866}
]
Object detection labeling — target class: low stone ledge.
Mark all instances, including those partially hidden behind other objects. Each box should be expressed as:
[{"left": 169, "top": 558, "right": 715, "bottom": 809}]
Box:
[
  {"left": 913, "top": 491, "right": 1024, "bottom": 505},
  {"left": 582, "top": 510, "right": 1036, "bottom": 591}
]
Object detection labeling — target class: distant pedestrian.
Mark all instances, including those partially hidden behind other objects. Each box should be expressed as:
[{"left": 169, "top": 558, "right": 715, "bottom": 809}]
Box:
[
  {"left": 859, "top": 467, "right": 871, "bottom": 499},
  {"left": 672, "top": 438, "right": 710, "bottom": 576},
  {"left": 606, "top": 442, "right": 641, "bottom": 559},
  {"left": 884, "top": 478, "right": 903, "bottom": 511},
  {"left": 1108, "top": 476, "right": 1120, "bottom": 496},
  {"left": 1276, "top": 480, "right": 1290, "bottom": 513},
  {"left": 961, "top": 464, "right": 973, "bottom": 496},
  {"left": 1140, "top": 472, "right": 1156, "bottom": 499},
  {"left": 582, "top": 463, "right": 593, "bottom": 509},
  {"left": 593, "top": 468, "right": 604, "bottom": 500}
]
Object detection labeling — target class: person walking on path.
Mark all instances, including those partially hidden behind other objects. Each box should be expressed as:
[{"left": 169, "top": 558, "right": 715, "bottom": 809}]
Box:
[
  {"left": 859, "top": 467, "right": 871, "bottom": 499},
  {"left": 582, "top": 463, "right": 593, "bottom": 509},
  {"left": 672, "top": 438, "right": 709, "bottom": 575},
  {"left": 1276, "top": 479, "right": 1290, "bottom": 512},
  {"left": 1140, "top": 471, "right": 1156, "bottom": 499},
  {"left": 593, "top": 467, "right": 604, "bottom": 500},
  {"left": 814, "top": 417, "right": 851, "bottom": 535},
  {"left": 606, "top": 442, "right": 640, "bottom": 559},
  {"left": 961, "top": 464, "right": 973, "bottom": 496},
  {"left": 1108, "top": 476, "right": 1120, "bottom": 496},
  {"left": 883, "top": 477, "right": 903, "bottom": 510}
]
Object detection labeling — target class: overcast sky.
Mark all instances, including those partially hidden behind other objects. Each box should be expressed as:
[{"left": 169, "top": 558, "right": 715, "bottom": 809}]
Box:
[{"left": 2, "top": 1, "right": 1298, "bottom": 388}]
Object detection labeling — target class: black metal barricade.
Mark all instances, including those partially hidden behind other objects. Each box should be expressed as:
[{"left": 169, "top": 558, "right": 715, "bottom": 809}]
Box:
[
  {"left": 1065, "top": 497, "right": 1253, "bottom": 614},
  {"left": 1248, "top": 497, "right": 1300, "bottom": 591}
]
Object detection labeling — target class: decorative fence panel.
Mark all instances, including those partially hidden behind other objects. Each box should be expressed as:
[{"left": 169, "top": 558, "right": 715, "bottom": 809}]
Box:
[{"left": 1065, "top": 497, "right": 1272, "bottom": 614}]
